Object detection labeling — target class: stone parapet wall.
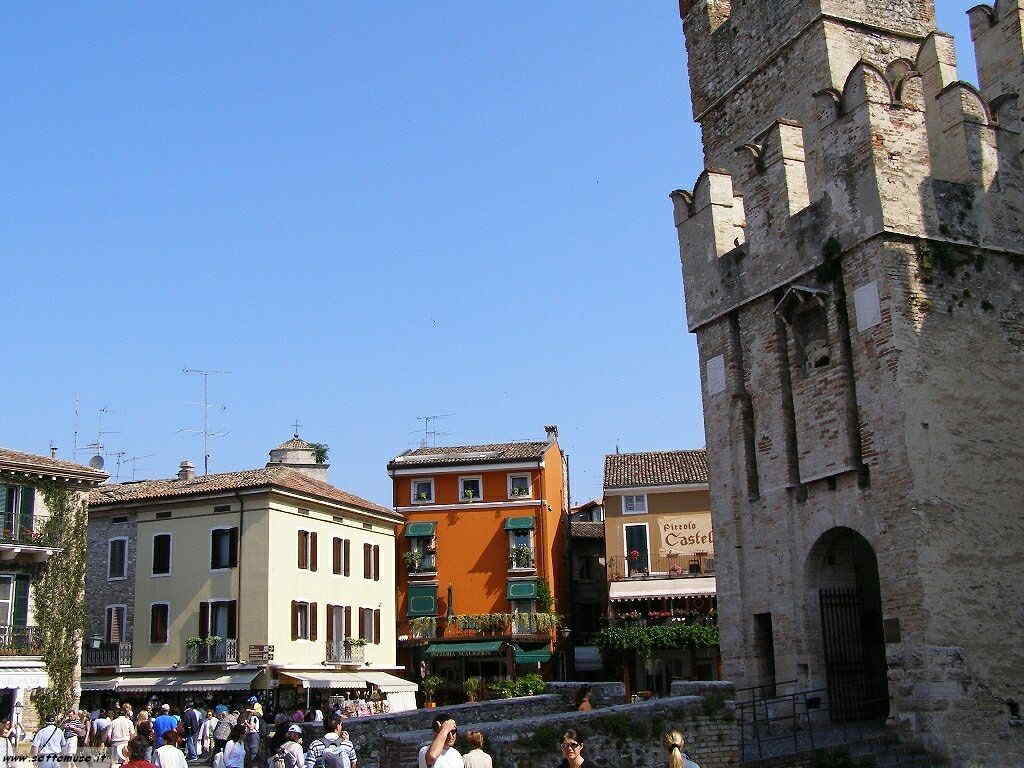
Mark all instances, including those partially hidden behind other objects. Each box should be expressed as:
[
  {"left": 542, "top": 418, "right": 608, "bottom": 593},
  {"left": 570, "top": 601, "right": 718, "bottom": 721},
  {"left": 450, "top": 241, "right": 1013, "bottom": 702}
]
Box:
[
  {"left": 380, "top": 695, "right": 739, "bottom": 768},
  {"left": 670, "top": 681, "right": 735, "bottom": 699},
  {"left": 547, "top": 681, "right": 625, "bottom": 708}
]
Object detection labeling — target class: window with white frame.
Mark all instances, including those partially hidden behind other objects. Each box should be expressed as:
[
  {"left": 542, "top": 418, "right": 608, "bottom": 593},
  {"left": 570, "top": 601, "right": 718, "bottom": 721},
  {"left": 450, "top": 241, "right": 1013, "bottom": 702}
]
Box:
[
  {"left": 507, "top": 474, "right": 532, "bottom": 499},
  {"left": 150, "top": 603, "right": 169, "bottom": 644},
  {"left": 622, "top": 494, "right": 647, "bottom": 515},
  {"left": 108, "top": 538, "right": 128, "bottom": 580},
  {"left": 411, "top": 479, "right": 434, "bottom": 504},
  {"left": 459, "top": 476, "right": 482, "bottom": 502},
  {"left": 105, "top": 605, "right": 127, "bottom": 643},
  {"left": 152, "top": 533, "right": 172, "bottom": 576},
  {"left": 508, "top": 529, "right": 535, "bottom": 569},
  {"left": 211, "top": 527, "right": 238, "bottom": 570},
  {"left": 0, "top": 576, "right": 13, "bottom": 625}
]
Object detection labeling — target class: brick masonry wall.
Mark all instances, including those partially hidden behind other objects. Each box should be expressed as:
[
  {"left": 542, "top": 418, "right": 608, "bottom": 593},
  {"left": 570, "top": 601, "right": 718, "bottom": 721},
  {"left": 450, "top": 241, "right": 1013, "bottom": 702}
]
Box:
[
  {"left": 84, "top": 511, "right": 136, "bottom": 643},
  {"left": 380, "top": 695, "right": 739, "bottom": 768}
]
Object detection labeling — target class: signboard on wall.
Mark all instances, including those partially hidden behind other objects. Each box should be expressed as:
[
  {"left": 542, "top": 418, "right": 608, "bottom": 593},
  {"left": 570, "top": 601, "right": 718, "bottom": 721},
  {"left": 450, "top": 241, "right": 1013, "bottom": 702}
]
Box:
[{"left": 658, "top": 515, "right": 714, "bottom": 557}]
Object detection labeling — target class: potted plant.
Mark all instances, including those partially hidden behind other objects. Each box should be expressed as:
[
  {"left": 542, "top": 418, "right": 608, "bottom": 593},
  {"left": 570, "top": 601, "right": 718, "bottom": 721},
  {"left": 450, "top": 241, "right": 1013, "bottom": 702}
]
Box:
[
  {"left": 417, "top": 491, "right": 430, "bottom": 501},
  {"left": 510, "top": 545, "right": 533, "bottom": 568},
  {"left": 463, "top": 676, "right": 483, "bottom": 703},
  {"left": 510, "top": 486, "right": 530, "bottom": 498},
  {"left": 421, "top": 675, "right": 444, "bottom": 708},
  {"left": 185, "top": 636, "right": 205, "bottom": 651},
  {"left": 402, "top": 550, "right": 423, "bottom": 570},
  {"left": 462, "top": 489, "right": 476, "bottom": 501}
]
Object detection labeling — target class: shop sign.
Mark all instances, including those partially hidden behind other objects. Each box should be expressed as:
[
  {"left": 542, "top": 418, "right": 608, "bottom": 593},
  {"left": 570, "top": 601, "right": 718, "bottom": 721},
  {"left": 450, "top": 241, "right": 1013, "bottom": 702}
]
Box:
[{"left": 658, "top": 514, "right": 714, "bottom": 557}]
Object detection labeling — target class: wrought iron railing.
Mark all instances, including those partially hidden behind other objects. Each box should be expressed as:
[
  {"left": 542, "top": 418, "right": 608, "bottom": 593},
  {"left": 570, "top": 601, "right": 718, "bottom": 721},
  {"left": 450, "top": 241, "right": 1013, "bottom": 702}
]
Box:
[
  {"left": 607, "top": 553, "right": 715, "bottom": 581},
  {"left": 325, "top": 640, "right": 366, "bottom": 665},
  {"left": 185, "top": 637, "right": 238, "bottom": 665},
  {"left": 82, "top": 640, "right": 132, "bottom": 667},
  {"left": 0, "top": 512, "right": 56, "bottom": 547},
  {"left": 0, "top": 626, "right": 42, "bottom": 655}
]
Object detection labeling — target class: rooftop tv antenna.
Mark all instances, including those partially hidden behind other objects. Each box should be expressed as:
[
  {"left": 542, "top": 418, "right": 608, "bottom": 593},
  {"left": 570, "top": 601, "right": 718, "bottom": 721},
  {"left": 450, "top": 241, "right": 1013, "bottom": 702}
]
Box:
[
  {"left": 180, "top": 368, "right": 231, "bottom": 475},
  {"left": 414, "top": 413, "right": 453, "bottom": 447},
  {"left": 76, "top": 405, "right": 121, "bottom": 470},
  {"left": 125, "top": 453, "right": 157, "bottom": 481}
]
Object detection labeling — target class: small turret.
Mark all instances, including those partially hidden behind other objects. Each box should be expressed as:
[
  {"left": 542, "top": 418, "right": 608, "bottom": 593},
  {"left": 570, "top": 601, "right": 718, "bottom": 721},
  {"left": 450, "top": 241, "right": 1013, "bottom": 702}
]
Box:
[{"left": 266, "top": 433, "right": 329, "bottom": 483}]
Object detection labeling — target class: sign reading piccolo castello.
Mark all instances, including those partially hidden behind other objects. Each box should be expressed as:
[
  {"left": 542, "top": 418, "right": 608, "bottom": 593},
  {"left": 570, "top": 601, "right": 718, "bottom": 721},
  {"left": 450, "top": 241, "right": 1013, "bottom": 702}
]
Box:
[{"left": 658, "top": 515, "right": 713, "bottom": 557}]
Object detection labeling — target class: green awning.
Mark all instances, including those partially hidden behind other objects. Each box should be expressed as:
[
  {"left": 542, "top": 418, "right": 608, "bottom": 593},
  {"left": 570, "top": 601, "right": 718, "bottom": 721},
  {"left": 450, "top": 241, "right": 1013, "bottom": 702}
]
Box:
[
  {"left": 503, "top": 517, "right": 535, "bottom": 530},
  {"left": 507, "top": 580, "right": 538, "bottom": 599},
  {"left": 515, "top": 648, "right": 552, "bottom": 664},
  {"left": 405, "top": 522, "right": 437, "bottom": 538},
  {"left": 424, "top": 641, "right": 506, "bottom": 658},
  {"left": 408, "top": 585, "right": 438, "bottom": 617}
]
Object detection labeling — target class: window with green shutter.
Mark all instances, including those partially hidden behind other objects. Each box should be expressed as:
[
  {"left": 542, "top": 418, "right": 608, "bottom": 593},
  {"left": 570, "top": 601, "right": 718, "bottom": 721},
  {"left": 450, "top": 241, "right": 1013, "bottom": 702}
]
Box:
[
  {"left": 12, "top": 574, "right": 30, "bottom": 627},
  {"left": 408, "top": 585, "right": 438, "bottom": 617},
  {"left": 18, "top": 488, "right": 34, "bottom": 538}
]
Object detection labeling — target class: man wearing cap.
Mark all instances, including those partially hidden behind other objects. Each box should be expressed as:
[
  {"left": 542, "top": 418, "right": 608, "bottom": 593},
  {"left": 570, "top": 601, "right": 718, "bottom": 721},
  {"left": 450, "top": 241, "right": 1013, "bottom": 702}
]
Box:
[
  {"left": 153, "top": 704, "right": 178, "bottom": 748},
  {"left": 277, "top": 725, "right": 305, "bottom": 768}
]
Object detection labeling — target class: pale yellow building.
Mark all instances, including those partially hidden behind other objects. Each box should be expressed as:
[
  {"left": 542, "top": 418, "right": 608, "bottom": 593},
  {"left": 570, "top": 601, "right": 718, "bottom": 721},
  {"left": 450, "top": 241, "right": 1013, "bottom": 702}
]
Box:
[{"left": 81, "top": 436, "right": 417, "bottom": 711}]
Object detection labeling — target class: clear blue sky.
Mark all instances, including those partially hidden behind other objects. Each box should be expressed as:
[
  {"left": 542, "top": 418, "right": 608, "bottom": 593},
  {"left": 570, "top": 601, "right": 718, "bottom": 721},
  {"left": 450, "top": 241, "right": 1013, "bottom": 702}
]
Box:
[{"left": 3, "top": 3, "right": 975, "bottom": 506}]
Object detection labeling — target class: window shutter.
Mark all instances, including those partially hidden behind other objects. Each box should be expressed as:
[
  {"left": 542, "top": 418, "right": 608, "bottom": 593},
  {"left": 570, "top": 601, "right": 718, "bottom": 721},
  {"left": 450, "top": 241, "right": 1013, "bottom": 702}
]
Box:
[
  {"left": 373, "top": 609, "right": 381, "bottom": 645},
  {"left": 291, "top": 601, "right": 298, "bottom": 641},
  {"left": 298, "top": 531, "right": 307, "bottom": 569},
  {"left": 18, "top": 487, "right": 34, "bottom": 536},
  {"left": 199, "top": 601, "right": 210, "bottom": 637},
  {"left": 310, "top": 532, "right": 318, "bottom": 572},
  {"left": 310, "top": 602, "right": 318, "bottom": 642},
  {"left": 210, "top": 531, "right": 218, "bottom": 570},
  {"left": 229, "top": 527, "right": 239, "bottom": 568},
  {"left": 373, "top": 545, "right": 380, "bottom": 581},
  {"left": 363, "top": 544, "right": 371, "bottom": 579},
  {"left": 333, "top": 538, "right": 341, "bottom": 575},
  {"left": 326, "top": 606, "right": 335, "bottom": 643},
  {"left": 226, "top": 600, "right": 237, "bottom": 639},
  {"left": 343, "top": 540, "right": 351, "bottom": 576},
  {"left": 358, "top": 609, "right": 366, "bottom": 640},
  {"left": 12, "top": 575, "right": 29, "bottom": 627},
  {"left": 344, "top": 606, "right": 351, "bottom": 639}
]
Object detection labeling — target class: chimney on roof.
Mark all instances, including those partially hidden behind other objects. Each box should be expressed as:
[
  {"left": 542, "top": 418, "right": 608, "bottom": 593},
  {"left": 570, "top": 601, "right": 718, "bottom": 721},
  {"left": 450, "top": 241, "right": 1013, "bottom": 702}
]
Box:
[
  {"left": 50, "top": 445, "right": 58, "bottom": 459},
  {"left": 177, "top": 460, "right": 196, "bottom": 481},
  {"left": 545, "top": 425, "right": 558, "bottom": 441}
]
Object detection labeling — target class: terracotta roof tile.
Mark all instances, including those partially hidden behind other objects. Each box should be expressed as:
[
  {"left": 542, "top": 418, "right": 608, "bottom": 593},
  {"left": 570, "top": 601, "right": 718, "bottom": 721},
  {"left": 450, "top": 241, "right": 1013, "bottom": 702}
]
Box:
[
  {"left": 89, "top": 465, "right": 396, "bottom": 517},
  {"left": 388, "top": 441, "right": 549, "bottom": 470},
  {"left": 570, "top": 521, "right": 605, "bottom": 539},
  {"left": 0, "top": 447, "right": 108, "bottom": 482},
  {"left": 603, "top": 450, "right": 709, "bottom": 489},
  {"left": 276, "top": 437, "right": 313, "bottom": 450}
]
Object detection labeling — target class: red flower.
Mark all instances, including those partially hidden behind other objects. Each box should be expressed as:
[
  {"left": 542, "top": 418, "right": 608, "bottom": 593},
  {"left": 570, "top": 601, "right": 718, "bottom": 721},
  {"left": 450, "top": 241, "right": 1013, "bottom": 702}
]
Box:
[{"left": 628, "top": 550, "right": 640, "bottom": 561}]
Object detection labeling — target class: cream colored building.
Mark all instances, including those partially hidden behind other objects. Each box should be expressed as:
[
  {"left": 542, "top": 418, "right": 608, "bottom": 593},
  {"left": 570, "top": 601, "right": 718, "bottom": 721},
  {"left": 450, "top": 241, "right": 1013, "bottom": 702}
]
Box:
[{"left": 82, "top": 436, "right": 417, "bottom": 710}]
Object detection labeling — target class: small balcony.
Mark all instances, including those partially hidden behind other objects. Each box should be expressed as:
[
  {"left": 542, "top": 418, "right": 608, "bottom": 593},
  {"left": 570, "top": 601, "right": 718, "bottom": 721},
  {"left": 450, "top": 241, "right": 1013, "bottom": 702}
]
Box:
[
  {"left": 508, "top": 547, "right": 536, "bottom": 572},
  {"left": 0, "top": 513, "right": 61, "bottom": 563},
  {"left": 608, "top": 552, "right": 716, "bottom": 581},
  {"left": 403, "top": 551, "right": 437, "bottom": 577},
  {"left": 0, "top": 626, "right": 42, "bottom": 656},
  {"left": 82, "top": 639, "right": 132, "bottom": 668},
  {"left": 185, "top": 637, "right": 238, "bottom": 665},
  {"left": 325, "top": 639, "right": 366, "bottom": 665}
]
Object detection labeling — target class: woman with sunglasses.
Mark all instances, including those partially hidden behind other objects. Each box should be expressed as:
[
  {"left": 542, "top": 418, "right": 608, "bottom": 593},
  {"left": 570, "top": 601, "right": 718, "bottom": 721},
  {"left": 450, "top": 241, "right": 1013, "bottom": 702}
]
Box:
[{"left": 557, "top": 730, "right": 596, "bottom": 768}]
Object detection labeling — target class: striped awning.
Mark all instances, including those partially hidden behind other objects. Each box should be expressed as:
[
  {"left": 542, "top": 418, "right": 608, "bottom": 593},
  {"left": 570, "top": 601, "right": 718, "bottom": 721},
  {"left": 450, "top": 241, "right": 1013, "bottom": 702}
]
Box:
[
  {"left": 80, "top": 675, "right": 120, "bottom": 691},
  {"left": 115, "top": 670, "right": 259, "bottom": 692},
  {"left": 424, "top": 641, "right": 507, "bottom": 658},
  {"left": 405, "top": 522, "right": 437, "bottom": 537},
  {"left": 608, "top": 577, "right": 716, "bottom": 602},
  {"left": 280, "top": 672, "right": 368, "bottom": 690},
  {"left": 515, "top": 648, "right": 551, "bottom": 664},
  {"left": 0, "top": 665, "right": 49, "bottom": 689}
]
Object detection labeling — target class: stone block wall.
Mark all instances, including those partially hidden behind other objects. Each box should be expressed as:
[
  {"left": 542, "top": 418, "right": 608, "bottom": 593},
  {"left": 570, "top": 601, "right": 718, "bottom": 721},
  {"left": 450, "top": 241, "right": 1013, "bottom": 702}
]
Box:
[
  {"left": 547, "top": 681, "right": 625, "bottom": 708},
  {"left": 380, "top": 695, "right": 739, "bottom": 768},
  {"left": 84, "top": 511, "right": 136, "bottom": 643}
]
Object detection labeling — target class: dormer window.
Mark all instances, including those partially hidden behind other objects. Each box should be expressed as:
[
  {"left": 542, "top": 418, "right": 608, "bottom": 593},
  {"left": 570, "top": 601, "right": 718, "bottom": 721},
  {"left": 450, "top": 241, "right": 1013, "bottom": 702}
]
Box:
[
  {"left": 459, "top": 476, "right": 482, "bottom": 502},
  {"left": 411, "top": 479, "right": 435, "bottom": 505}
]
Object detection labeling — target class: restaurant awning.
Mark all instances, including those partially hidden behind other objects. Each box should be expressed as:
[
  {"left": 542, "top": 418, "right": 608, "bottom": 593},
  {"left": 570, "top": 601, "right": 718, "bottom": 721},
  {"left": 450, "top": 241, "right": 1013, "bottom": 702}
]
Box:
[
  {"left": 115, "top": 670, "right": 260, "bottom": 692},
  {"left": 0, "top": 665, "right": 49, "bottom": 689},
  {"left": 360, "top": 672, "right": 419, "bottom": 693},
  {"left": 515, "top": 648, "right": 552, "bottom": 664},
  {"left": 574, "top": 646, "right": 603, "bottom": 672},
  {"left": 80, "top": 675, "right": 120, "bottom": 691},
  {"left": 608, "top": 577, "right": 716, "bottom": 602},
  {"left": 424, "top": 641, "right": 507, "bottom": 658},
  {"left": 280, "top": 672, "right": 368, "bottom": 690}
]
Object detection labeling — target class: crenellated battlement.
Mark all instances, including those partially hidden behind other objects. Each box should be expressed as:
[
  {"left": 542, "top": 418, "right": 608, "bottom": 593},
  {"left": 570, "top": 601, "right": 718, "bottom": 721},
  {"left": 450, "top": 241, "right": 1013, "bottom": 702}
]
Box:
[
  {"left": 672, "top": 26, "right": 1023, "bottom": 331},
  {"left": 967, "top": 0, "right": 1024, "bottom": 107}
]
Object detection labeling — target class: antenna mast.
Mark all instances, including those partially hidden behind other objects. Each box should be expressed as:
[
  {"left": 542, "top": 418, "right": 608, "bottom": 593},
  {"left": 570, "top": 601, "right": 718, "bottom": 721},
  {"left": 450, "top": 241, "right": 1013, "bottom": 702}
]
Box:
[
  {"left": 181, "top": 368, "right": 231, "bottom": 475},
  {"left": 415, "top": 413, "right": 454, "bottom": 447}
]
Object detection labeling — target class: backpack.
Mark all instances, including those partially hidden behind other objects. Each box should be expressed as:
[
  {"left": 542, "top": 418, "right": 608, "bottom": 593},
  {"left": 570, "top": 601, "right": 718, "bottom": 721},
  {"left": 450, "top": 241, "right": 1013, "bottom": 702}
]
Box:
[
  {"left": 322, "top": 742, "right": 350, "bottom": 768},
  {"left": 213, "top": 720, "right": 233, "bottom": 740}
]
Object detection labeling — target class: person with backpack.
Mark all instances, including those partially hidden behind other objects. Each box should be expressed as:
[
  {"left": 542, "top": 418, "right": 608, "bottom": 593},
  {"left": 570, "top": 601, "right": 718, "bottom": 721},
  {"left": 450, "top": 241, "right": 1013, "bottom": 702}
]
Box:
[
  {"left": 273, "top": 725, "right": 305, "bottom": 768},
  {"left": 31, "top": 716, "right": 67, "bottom": 768},
  {"left": 241, "top": 708, "right": 261, "bottom": 768},
  {"left": 303, "top": 717, "right": 349, "bottom": 768},
  {"left": 211, "top": 711, "right": 233, "bottom": 767}
]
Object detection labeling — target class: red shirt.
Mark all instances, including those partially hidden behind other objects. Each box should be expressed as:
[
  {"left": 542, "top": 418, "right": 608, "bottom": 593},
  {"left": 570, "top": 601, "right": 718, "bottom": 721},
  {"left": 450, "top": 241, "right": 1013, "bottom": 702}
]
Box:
[{"left": 123, "top": 760, "right": 158, "bottom": 768}]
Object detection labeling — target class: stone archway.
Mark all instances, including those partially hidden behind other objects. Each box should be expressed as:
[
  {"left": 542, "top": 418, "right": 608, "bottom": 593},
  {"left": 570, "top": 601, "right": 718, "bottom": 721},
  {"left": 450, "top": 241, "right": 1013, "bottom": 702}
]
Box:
[{"left": 805, "top": 527, "right": 888, "bottom": 722}]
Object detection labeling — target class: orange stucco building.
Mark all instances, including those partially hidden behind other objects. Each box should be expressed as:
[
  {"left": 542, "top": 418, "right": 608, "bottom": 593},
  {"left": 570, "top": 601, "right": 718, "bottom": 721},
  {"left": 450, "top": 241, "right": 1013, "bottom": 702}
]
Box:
[{"left": 387, "top": 426, "right": 568, "bottom": 687}]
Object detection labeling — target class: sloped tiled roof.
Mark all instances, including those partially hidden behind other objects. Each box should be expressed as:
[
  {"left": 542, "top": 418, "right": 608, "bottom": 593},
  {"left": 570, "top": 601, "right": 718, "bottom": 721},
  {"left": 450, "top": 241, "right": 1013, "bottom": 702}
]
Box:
[
  {"left": 89, "top": 465, "right": 396, "bottom": 517},
  {"left": 275, "top": 436, "right": 313, "bottom": 450},
  {"left": 388, "top": 441, "right": 549, "bottom": 470},
  {"left": 570, "top": 521, "right": 605, "bottom": 539},
  {"left": 603, "top": 450, "right": 709, "bottom": 489},
  {"left": 0, "top": 447, "right": 108, "bottom": 483}
]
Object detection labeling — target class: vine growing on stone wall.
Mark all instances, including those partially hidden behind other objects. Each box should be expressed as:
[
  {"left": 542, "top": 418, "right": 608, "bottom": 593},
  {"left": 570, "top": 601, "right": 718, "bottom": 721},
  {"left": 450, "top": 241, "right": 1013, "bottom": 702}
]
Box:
[
  {"left": 30, "top": 481, "right": 89, "bottom": 721},
  {"left": 594, "top": 622, "right": 720, "bottom": 661}
]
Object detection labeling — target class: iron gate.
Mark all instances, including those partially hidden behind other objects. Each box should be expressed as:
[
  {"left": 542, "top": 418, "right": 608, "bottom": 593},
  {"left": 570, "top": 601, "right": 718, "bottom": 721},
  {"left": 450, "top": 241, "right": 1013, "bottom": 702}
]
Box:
[{"left": 819, "top": 587, "right": 886, "bottom": 722}]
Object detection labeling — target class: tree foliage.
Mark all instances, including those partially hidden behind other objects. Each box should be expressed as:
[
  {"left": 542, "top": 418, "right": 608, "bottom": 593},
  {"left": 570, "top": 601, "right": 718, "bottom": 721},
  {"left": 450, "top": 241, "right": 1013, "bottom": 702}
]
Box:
[{"left": 594, "top": 622, "right": 720, "bottom": 660}]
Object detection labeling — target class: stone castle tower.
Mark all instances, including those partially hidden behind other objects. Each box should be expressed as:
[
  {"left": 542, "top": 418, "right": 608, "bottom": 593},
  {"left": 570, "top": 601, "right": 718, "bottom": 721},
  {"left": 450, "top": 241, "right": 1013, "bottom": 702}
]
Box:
[{"left": 670, "top": 0, "right": 1023, "bottom": 762}]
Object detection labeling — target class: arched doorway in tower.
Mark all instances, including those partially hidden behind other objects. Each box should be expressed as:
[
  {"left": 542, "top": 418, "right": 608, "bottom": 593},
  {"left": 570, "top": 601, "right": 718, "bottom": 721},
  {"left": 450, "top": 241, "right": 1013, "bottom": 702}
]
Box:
[{"left": 805, "top": 527, "right": 888, "bottom": 722}]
